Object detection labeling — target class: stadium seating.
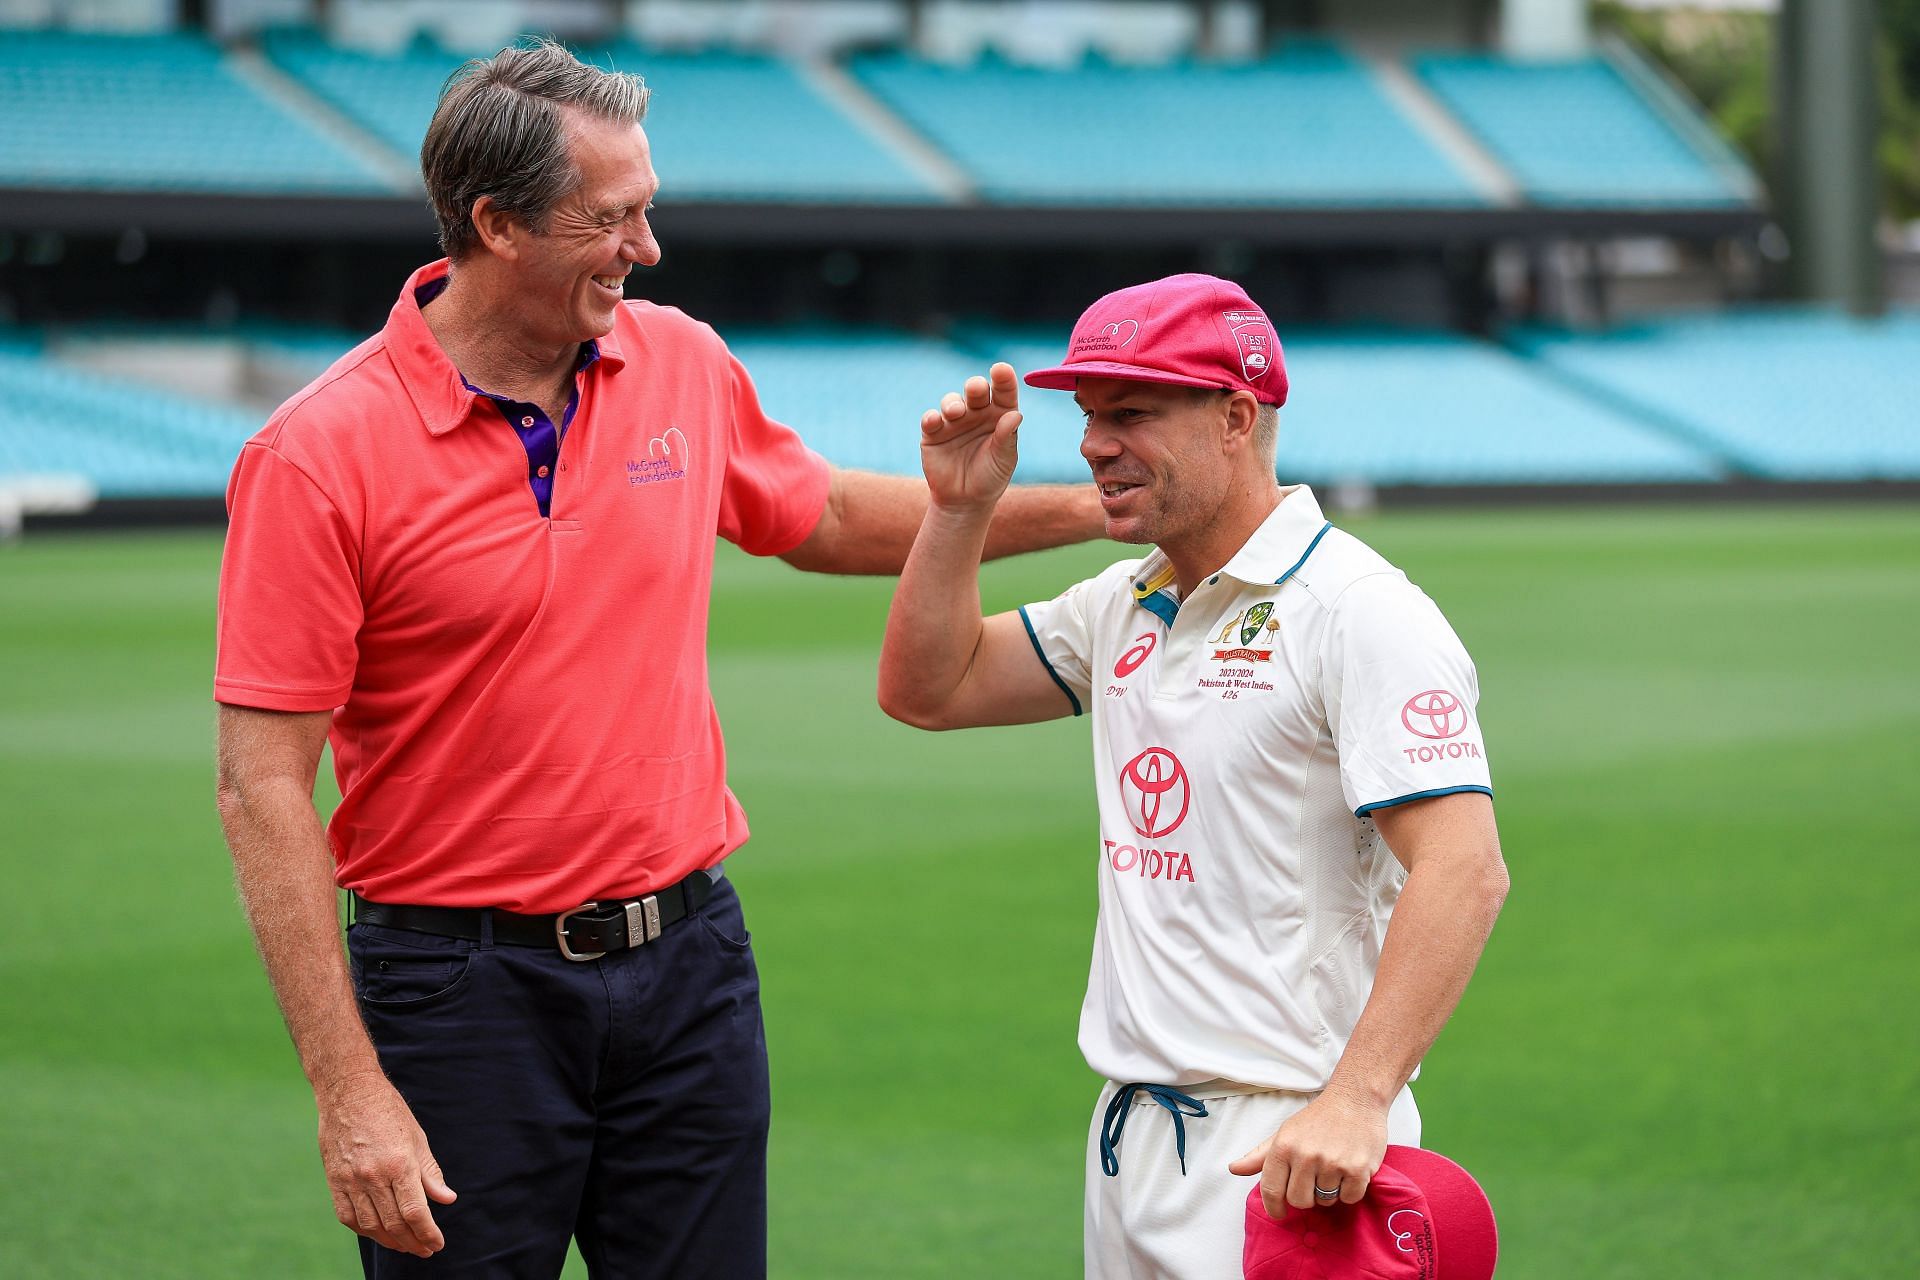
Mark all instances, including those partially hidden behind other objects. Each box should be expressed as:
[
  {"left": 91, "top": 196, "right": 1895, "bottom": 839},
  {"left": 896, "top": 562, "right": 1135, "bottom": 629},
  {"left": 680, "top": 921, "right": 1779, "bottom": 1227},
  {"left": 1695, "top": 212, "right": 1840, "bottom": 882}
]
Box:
[
  {"left": 263, "top": 32, "right": 940, "bottom": 202},
  {"left": 1411, "top": 52, "right": 1750, "bottom": 206},
  {"left": 0, "top": 30, "right": 384, "bottom": 193},
  {"left": 0, "top": 27, "right": 1758, "bottom": 212},
  {"left": 0, "top": 339, "right": 258, "bottom": 496},
  {"left": 969, "top": 326, "right": 1724, "bottom": 485},
  {"left": 849, "top": 45, "right": 1484, "bottom": 205},
  {"left": 1509, "top": 309, "right": 1920, "bottom": 480},
  {"left": 724, "top": 330, "right": 1001, "bottom": 476},
  {"left": 13, "top": 309, "right": 1912, "bottom": 499}
]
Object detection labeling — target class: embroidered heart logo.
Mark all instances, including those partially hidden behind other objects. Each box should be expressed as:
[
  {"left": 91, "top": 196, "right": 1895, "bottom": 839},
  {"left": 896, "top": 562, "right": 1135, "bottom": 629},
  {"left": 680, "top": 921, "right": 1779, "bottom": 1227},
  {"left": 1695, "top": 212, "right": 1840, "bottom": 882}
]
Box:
[
  {"left": 1101, "top": 319, "right": 1139, "bottom": 348},
  {"left": 647, "top": 426, "right": 687, "bottom": 461}
]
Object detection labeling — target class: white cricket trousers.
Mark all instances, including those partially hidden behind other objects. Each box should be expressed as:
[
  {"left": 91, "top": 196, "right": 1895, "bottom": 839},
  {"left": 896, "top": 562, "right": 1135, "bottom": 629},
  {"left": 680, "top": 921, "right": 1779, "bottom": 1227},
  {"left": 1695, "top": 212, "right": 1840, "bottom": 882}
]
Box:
[{"left": 1082, "top": 1080, "right": 1422, "bottom": 1279}]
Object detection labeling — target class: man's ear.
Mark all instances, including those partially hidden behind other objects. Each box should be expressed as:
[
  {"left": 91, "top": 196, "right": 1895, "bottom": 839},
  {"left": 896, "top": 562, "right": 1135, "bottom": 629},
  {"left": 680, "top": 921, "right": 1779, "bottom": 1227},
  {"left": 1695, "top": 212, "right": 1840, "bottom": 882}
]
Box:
[
  {"left": 1221, "top": 391, "right": 1260, "bottom": 454},
  {"left": 469, "top": 195, "right": 524, "bottom": 261}
]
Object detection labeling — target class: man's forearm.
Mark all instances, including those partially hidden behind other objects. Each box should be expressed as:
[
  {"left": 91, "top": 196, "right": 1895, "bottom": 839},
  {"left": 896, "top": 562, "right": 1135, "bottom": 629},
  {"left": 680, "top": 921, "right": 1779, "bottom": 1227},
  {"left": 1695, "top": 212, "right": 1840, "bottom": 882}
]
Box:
[
  {"left": 1323, "top": 850, "right": 1509, "bottom": 1107},
  {"left": 877, "top": 503, "right": 996, "bottom": 726},
  {"left": 218, "top": 779, "right": 381, "bottom": 1095},
  {"left": 784, "top": 469, "right": 1101, "bottom": 575},
  {"left": 984, "top": 482, "right": 1104, "bottom": 561}
]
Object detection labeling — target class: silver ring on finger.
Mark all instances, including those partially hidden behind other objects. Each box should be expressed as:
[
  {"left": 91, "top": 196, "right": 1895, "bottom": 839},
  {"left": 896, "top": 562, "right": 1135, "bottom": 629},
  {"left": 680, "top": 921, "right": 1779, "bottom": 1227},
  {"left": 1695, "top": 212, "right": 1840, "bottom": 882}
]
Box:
[{"left": 1313, "top": 1182, "right": 1342, "bottom": 1199}]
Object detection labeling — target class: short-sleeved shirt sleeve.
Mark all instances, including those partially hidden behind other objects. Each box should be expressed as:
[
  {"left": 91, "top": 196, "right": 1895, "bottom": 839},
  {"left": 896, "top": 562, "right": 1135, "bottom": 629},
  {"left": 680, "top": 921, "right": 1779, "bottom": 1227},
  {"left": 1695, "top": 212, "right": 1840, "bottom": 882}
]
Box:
[
  {"left": 1017, "top": 570, "right": 1117, "bottom": 718},
  {"left": 716, "top": 353, "right": 832, "bottom": 557},
  {"left": 1320, "top": 573, "right": 1492, "bottom": 817},
  {"left": 215, "top": 442, "right": 364, "bottom": 712}
]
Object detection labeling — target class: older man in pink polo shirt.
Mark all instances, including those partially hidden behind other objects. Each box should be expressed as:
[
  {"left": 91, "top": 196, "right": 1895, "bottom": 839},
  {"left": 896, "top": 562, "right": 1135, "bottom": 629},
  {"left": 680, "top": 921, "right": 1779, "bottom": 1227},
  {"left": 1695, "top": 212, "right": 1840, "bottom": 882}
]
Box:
[{"left": 213, "top": 40, "right": 1099, "bottom": 1280}]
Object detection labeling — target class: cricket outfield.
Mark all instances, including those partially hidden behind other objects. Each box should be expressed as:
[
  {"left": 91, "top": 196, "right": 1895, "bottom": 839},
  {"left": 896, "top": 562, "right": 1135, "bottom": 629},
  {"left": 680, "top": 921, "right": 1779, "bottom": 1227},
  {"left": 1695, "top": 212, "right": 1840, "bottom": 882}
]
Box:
[{"left": 2, "top": 504, "right": 1915, "bottom": 1278}]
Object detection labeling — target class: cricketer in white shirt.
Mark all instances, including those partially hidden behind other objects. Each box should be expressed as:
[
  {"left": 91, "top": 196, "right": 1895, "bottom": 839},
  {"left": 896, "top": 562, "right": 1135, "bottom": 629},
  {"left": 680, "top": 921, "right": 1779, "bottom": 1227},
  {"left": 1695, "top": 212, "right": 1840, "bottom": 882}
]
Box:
[{"left": 879, "top": 280, "right": 1508, "bottom": 1280}]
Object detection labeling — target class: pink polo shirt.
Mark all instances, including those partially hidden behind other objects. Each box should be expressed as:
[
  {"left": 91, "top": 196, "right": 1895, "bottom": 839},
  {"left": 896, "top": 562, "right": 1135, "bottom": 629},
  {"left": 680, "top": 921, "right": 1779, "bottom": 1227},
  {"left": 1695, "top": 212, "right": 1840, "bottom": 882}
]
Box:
[{"left": 215, "top": 260, "right": 831, "bottom": 912}]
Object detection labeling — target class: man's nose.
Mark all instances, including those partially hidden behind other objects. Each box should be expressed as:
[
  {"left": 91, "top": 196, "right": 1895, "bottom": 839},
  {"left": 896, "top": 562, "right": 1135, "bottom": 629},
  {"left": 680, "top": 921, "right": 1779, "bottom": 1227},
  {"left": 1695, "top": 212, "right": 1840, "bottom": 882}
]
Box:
[
  {"left": 1081, "top": 425, "right": 1120, "bottom": 461},
  {"left": 625, "top": 226, "right": 661, "bottom": 267}
]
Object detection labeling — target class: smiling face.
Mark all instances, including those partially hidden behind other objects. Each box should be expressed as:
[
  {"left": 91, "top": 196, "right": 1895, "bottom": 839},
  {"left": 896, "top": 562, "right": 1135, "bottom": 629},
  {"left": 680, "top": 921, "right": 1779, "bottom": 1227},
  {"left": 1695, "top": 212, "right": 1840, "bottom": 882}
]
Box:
[
  {"left": 507, "top": 110, "right": 662, "bottom": 347},
  {"left": 1076, "top": 378, "right": 1241, "bottom": 549}
]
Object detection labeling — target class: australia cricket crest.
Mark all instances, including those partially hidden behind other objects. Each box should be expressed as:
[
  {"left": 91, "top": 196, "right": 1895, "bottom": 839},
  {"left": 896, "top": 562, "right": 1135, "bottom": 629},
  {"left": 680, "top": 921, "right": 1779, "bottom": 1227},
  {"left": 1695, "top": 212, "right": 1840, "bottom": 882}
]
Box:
[{"left": 1212, "top": 600, "right": 1278, "bottom": 662}]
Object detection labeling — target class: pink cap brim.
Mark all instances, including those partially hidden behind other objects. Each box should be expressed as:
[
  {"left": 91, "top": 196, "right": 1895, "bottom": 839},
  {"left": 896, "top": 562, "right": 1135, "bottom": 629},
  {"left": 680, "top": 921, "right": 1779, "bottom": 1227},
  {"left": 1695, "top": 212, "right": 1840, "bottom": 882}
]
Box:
[{"left": 1023, "top": 361, "right": 1235, "bottom": 395}]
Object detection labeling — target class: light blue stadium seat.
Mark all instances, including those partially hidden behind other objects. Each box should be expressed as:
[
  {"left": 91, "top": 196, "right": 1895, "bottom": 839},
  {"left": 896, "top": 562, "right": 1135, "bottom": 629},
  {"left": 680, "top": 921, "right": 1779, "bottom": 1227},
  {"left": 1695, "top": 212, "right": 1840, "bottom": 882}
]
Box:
[
  {"left": 967, "top": 325, "right": 1722, "bottom": 485},
  {"left": 0, "top": 345, "right": 259, "bottom": 496},
  {"left": 722, "top": 330, "right": 1000, "bottom": 476},
  {"left": 1509, "top": 310, "right": 1920, "bottom": 480},
  {"left": 0, "top": 30, "right": 383, "bottom": 193},
  {"left": 14, "top": 312, "right": 1907, "bottom": 500},
  {"left": 263, "top": 32, "right": 938, "bottom": 202},
  {"left": 850, "top": 45, "right": 1482, "bottom": 205},
  {"left": 1412, "top": 53, "right": 1749, "bottom": 206}
]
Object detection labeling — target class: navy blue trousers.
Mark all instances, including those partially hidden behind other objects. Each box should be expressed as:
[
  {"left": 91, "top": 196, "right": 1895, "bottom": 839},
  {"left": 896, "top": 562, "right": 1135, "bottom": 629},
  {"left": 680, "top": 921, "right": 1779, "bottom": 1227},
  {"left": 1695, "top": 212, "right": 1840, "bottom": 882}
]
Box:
[{"left": 346, "top": 876, "right": 770, "bottom": 1279}]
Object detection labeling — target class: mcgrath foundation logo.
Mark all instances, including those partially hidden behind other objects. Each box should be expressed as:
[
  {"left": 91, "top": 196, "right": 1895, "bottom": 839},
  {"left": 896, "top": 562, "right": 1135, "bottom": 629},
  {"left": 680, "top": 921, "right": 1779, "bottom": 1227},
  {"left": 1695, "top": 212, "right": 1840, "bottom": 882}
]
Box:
[
  {"left": 1119, "top": 747, "right": 1190, "bottom": 839},
  {"left": 1400, "top": 689, "right": 1467, "bottom": 740},
  {"left": 1074, "top": 317, "right": 1139, "bottom": 355},
  {"left": 626, "top": 427, "right": 688, "bottom": 487},
  {"left": 1387, "top": 1209, "right": 1435, "bottom": 1277}
]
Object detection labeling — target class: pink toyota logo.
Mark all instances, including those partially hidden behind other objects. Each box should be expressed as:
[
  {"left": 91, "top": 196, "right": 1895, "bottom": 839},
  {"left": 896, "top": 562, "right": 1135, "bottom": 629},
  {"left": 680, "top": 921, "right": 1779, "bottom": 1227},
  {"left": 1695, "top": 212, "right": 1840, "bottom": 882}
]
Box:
[
  {"left": 1118, "top": 747, "right": 1190, "bottom": 839},
  {"left": 1400, "top": 690, "right": 1467, "bottom": 740}
]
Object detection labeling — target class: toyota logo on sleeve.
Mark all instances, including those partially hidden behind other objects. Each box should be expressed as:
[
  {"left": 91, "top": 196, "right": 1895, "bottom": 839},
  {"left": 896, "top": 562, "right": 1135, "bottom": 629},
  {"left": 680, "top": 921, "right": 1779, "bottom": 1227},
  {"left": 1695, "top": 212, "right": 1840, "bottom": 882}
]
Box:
[
  {"left": 1400, "top": 689, "right": 1468, "bottom": 740},
  {"left": 1118, "top": 747, "right": 1190, "bottom": 838}
]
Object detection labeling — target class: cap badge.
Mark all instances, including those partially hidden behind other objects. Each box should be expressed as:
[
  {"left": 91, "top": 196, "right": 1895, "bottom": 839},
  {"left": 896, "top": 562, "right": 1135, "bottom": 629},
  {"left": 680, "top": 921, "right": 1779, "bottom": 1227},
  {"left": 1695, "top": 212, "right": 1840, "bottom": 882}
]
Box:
[{"left": 1225, "top": 310, "right": 1274, "bottom": 384}]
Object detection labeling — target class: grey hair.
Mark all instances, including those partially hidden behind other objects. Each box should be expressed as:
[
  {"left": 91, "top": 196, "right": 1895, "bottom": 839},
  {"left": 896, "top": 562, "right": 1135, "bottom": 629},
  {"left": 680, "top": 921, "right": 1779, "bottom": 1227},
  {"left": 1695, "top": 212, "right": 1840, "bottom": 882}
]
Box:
[
  {"left": 1187, "top": 387, "right": 1280, "bottom": 461},
  {"left": 421, "top": 38, "right": 650, "bottom": 259}
]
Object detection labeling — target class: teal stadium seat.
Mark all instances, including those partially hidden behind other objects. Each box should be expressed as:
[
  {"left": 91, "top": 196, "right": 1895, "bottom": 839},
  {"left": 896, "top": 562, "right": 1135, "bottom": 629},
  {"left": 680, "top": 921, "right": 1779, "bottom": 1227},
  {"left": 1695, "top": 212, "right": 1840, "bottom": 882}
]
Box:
[
  {"left": 849, "top": 44, "right": 1483, "bottom": 205},
  {"left": 16, "top": 312, "right": 1907, "bottom": 498},
  {"left": 970, "top": 326, "right": 1722, "bottom": 485},
  {"left": 0, "top": 30, "right": 382, "bottom": 193},
  {"left": 263, "top": 32, "right": 939, "bottom": 202},
  {"left": 0, "top": 343, "right": 259, "bottom": 495},
  {"left": 722, "top": 331, "right": 1007, "bottom": 476},
  {"left": 1509, "top": 310, "right": 1920, "bottom": 480},
  {"left": 1412, "top": 52, "right": 1750, "bottom": 206}
]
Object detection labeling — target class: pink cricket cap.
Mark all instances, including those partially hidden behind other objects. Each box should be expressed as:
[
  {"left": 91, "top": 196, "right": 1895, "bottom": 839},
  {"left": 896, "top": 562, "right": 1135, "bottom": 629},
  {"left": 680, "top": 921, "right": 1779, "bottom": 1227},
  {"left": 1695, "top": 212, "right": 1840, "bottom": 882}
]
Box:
[
  {"left": 1022, "top": 272, "right": 1288, "bottom": 406},
  {"left": 1242, "top": 1146, "right": 1498, "bottom": 1280}
]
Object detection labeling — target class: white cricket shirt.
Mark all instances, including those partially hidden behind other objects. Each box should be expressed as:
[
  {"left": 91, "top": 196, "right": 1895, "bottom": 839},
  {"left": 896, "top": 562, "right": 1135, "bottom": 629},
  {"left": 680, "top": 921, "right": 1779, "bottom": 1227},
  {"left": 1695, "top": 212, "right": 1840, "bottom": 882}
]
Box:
[{"left": 1019, "top": 486, "right": 1492, "bottom": 1090}]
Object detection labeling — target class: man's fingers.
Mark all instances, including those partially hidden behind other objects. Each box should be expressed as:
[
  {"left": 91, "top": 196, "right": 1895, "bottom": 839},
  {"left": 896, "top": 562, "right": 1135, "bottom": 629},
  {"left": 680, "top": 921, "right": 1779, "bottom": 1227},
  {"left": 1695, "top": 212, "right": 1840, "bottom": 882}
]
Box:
[
  {"left": 1340, "top": 1169, "right": 1370, "bottom": 1204},
  {"left": 1260, "top": 1160, "right": 1291, "bottom": 1221},
  {"left": 942, "top": 391, "right": 966, "bottom": 420},
  {"left": 989, "top": 362, "right": 1019, "bottom": 408},
  {"left": 348, "top": 1188, "right": 403, "bottom": 1253},
  {"left": 421, "top": 1155, "right": 458, "bottom": 1205},
  {"left": 1284, "top": 1159, "right": 1322, "bottom": 1211},
  {"left": 394, "top": 1177, "right": 447, "bottom": 1253},
  {"left": 369, "top": 1180, "right": 431, "bottom": 1257},
  {"left": 1227, "top": 1136, "right": 1272, "bottom": 1177},
  {"left": 963, "top": 374, "right": 991, "bottom": 409}
]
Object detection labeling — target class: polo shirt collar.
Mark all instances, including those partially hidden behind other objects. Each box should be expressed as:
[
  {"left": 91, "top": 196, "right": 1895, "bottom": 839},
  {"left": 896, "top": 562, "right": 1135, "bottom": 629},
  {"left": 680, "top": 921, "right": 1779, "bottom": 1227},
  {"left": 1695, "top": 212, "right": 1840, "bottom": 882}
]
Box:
[
  {"left": 1216, "top": 485, "right": 1334, "bottom": 588},
  {"left": 1127, "top": 485, "right": 1333, "bottom": 625},
  {"left": 384, "top": 259, "right": 628, "bottom": 437}
]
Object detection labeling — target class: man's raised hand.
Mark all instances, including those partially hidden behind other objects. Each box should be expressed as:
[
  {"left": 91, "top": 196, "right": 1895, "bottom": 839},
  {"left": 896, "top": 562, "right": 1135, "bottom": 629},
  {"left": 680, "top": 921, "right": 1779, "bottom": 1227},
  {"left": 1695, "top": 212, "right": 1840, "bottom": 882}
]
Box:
[{"left": 920, "top": 362, "right": 1023, "bottom": 513}]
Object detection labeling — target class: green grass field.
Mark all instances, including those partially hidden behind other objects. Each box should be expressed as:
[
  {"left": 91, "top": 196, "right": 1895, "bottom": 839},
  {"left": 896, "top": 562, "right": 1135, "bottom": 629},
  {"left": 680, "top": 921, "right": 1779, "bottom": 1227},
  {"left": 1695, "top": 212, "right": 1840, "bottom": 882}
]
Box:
[{"left": 3, "top": 505, "right": 1918, "bottom": 1278}]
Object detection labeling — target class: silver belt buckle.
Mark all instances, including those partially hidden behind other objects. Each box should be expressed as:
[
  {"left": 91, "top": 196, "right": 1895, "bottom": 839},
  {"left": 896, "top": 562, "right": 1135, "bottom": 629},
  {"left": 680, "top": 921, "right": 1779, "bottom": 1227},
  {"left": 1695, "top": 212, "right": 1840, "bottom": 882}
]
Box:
[
  {"left": 624, "top": 895, "right": 662, "bottom": 948},
  {"left": 555, "top": 903, "right": 608, "bottom": 962}
]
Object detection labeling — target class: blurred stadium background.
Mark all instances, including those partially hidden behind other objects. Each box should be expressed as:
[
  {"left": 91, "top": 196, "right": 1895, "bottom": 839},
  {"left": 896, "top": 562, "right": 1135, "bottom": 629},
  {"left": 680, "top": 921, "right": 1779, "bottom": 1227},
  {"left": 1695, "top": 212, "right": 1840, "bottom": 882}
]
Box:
[{"left": 1, "top": 0, "right": 1916, "bottom": 1277}]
